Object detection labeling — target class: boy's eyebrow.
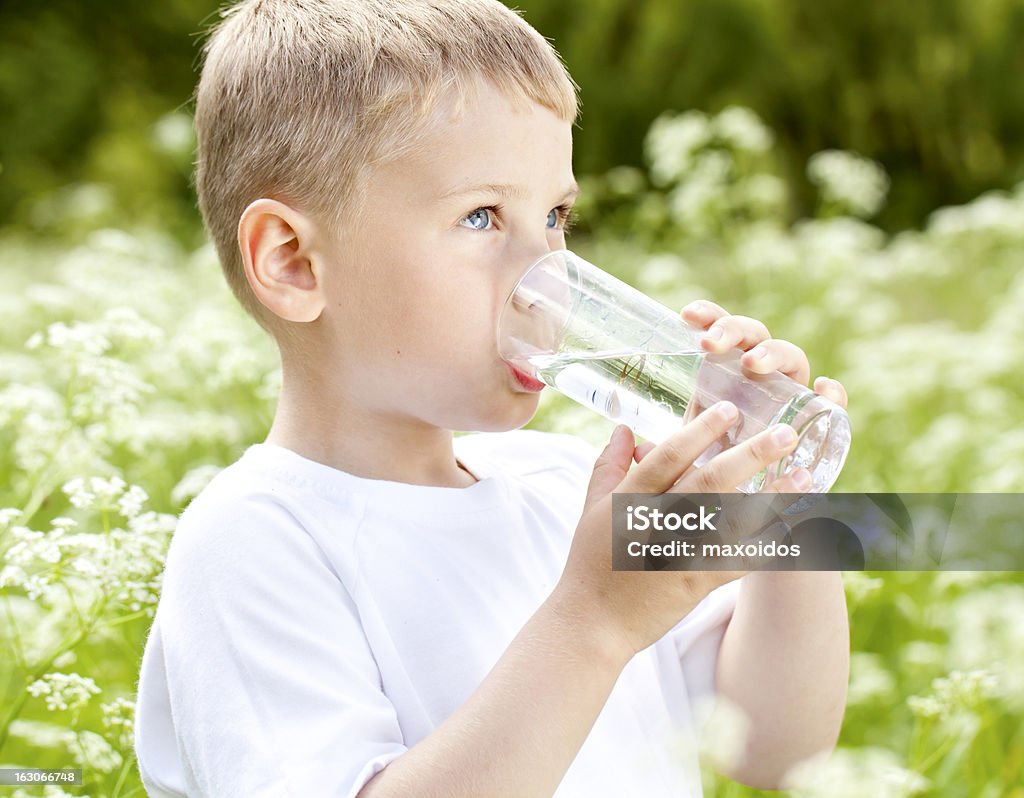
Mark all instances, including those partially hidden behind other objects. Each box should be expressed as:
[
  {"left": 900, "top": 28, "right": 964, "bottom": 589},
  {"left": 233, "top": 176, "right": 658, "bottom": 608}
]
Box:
[{"left": 439, "top": 182, "right": 580, "bottom": 204}]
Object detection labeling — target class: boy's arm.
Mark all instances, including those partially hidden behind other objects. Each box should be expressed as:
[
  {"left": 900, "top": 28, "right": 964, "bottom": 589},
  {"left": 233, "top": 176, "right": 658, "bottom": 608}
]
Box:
[
  {"left": 357, "top": 590, "right": 630, "bottom": 798},
  {"left": 360, "top": 413, "right": 772, "bottom": 798},
  {"left": 711, "top": 571, "right": 850, "bottom": 789},
  {"left": 673, "top": 300, "right": 851, "bottom": 787}
]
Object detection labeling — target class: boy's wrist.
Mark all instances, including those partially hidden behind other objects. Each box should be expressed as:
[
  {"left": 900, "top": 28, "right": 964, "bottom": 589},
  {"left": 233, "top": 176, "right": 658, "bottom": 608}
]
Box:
[{"left": 540, "top": 585, "right": 636, "bottom": 672}]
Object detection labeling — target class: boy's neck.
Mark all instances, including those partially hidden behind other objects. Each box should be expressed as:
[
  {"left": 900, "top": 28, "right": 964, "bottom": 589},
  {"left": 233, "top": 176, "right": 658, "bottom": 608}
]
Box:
[{"left": 265, "top": 381, "right": 478, "bottom": 489}]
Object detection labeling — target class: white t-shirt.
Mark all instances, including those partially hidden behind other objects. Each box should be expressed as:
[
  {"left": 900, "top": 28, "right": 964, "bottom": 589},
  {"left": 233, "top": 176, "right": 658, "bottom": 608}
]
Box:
[{"left": 134, "top": 430, "right": 740, "bottom": 798}]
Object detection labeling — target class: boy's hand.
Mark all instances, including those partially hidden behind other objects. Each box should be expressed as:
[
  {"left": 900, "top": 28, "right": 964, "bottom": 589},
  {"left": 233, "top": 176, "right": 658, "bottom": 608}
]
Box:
[
  {"left": 553, "top": 400, "right": 809, "bottom": 662},
  {"left": 681, "top": 299, "right": 848, "bottom": 405}
]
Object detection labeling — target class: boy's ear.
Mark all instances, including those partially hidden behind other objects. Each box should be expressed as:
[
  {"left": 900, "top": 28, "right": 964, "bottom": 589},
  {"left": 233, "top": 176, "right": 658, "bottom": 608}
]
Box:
[{"left": 237, "top": 198, "right": 326, "bottom": 323}]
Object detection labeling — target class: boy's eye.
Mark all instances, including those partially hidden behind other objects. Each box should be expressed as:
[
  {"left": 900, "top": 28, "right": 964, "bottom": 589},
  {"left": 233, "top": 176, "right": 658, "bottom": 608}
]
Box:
[
  {"left": 460, "top": 207, "right": 495, "bottom": 231},
  {"left": 548, "top": 205, "right": 579, "bottom": 234}
]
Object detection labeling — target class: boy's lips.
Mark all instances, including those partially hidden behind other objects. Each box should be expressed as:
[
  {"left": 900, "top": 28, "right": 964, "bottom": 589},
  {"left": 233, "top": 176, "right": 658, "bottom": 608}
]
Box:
[{"left": 507, "top": 362, "right": 546, "bottom": 392}]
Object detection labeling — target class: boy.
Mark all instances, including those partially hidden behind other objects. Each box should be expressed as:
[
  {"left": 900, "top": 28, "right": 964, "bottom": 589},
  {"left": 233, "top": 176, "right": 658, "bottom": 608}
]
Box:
[{"left": 134, "top": 1, "right": 850, "bottom": 796}]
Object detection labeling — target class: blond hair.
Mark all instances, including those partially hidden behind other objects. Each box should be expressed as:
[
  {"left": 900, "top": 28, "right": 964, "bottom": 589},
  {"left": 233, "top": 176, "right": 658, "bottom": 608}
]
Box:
[{"left": 194, "top": 0, "right": 580, "bottom": 336}]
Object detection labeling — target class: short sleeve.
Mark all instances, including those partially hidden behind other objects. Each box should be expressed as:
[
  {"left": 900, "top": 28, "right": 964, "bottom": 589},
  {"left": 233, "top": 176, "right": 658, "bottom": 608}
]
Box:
[
  {"left": 666, "top": 578, "right": 743, "bottom": 735},
  {"left": 153, "top": 491, "right": 406, "bottom": 797}
]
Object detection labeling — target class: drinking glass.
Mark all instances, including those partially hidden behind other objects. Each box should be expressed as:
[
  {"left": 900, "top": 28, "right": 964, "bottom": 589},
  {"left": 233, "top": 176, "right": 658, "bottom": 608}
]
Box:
[{"left": 497, "top": 249, "right": 851, "bottom": 493}]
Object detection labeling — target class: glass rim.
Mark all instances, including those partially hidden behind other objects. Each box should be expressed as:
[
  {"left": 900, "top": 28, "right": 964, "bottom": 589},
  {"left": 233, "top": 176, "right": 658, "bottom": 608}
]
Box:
[{"left": 497, "top": 247, "right": 581, "bottom": 361}]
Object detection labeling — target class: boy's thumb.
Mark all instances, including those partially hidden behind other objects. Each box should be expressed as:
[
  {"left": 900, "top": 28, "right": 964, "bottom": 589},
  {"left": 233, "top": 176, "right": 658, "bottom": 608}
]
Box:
[{"left": 583, "top": 425, "right": 634, "bottom": 508}]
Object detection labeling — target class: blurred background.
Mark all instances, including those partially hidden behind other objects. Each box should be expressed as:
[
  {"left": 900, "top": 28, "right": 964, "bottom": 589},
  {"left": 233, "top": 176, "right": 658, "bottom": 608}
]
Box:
[
  {"left": 4, "top": 0, "right": 1024, "bottom": 238},
  {"left": 1, "top": 1, "right": 1023, "bottom": 796}
]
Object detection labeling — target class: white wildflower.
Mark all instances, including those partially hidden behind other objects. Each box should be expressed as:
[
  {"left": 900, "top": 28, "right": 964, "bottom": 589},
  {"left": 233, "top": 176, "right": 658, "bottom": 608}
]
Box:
[
  {"left": 739, "top": 173, "right": 787, "bottom": 211},
  {"left": 256, "top": 366, "right": 283, "bottom": 403},
  {"left": 27, "top": 672, "right": 101, "bottom": 712},
  {"left": 808, "top": 149, "right": 890, "bottom": 218},
  {"left": 0, "top": 383, "right": 63, "bottom": 426},
  {"left": 170, "top": 464, "right": 223, "bottom": 506},
  {"left": 70, "top": 555, "right": 101, "bottom": 577},
  {"left": 62, "top": 478, "right": 96, "bottom": 510},
  {"left": 637, "top": 254, "right": 688, "bottom": 291},
  {"left": 12, "top": 786, "right": 78, "bottom": 798},
  {"left": 645, "top": 110, "right": 713, "bottom": 186},
  {"left": 0, "top": 564, "right": 27, "bottom": 589},
  {"left": 63, "top": 729, "right": 123, "bottom": 773},
  {"left": 152, "top": 111, "right": 195, "bottom": 157},
  {"left": 847, "top": 652, "right": 897, "bottom": 705},
  {"left": 52, "top": 650, "right": 77, "bottom": 668},
  {"left": 907, "top": 695, "right": 944, "bottom": 719},
  {"left": 784, "top": 746, "right": 930, "bottom": 797},
  {"left": 900, "top": 641, "right": 944, "bottom": 672},
  {"left": 0, "top": 507, "right": 22, "bottom": 528},
  {"left": 7, "top": 718, "right": 72, "bottom": 749},
  {"left": 69, "top": 355, "right": 154, "bottom": 423},
  {"left": 40, "top": 319, "right": 111, "bottom": 355},
  {"left": 696, "top": 695, "right": 751, "bottom": 775},
  {"left": 713, "top": 106, "right": 774, "bottom": 153},
  {"left": 101, "top": 306, "right": 164, "bottom": 347},
  {"left": 735, "top": 222, "right": 799, "bottom": 273},
  {"left": 932, "top": 669, "right": 998, "bottom": 708},
  {"left": 88, "top": 475, "right": 127, "bottom": 508},
  {"left": 22, "top": 572, "right": 61, "bottom": 602},
  {"left": 604, "top": 165, "right": 645, "bottom": 196},
  {"left": 928, "top": 190, "right": 1024, "bottom": 238},
  {"left": 101, "top": 695, "right": 136, "bottom": 749},
  {"left": 12, "top": 412, "right": 71, "bottom": 474},
  {"left": 49, "top": 517, "right": 78, "bottom": 532},
  {"left": 117, "top": 484, "right": 149, "bottom": 519},
  {"left": 5, "top": 526, "right": 49, "bottom": 566},
  {"left": 128, "top": 510, "right": 178, "bottom": 537}
]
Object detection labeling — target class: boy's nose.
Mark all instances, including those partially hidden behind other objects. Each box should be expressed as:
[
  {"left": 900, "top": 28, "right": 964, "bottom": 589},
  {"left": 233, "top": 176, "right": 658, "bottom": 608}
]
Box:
[{"left": 498, "top": 250, "right": 574, "bottom": 359}]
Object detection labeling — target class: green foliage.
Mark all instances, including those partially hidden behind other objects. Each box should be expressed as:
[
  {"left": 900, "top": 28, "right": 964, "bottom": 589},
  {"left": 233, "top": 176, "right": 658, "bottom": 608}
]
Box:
[
  {"left": 4, "top": 0, "right": 1024, "bottom": 237},
  {"left": 521, "top": 0, "right": 1024, "bottom": 231}
]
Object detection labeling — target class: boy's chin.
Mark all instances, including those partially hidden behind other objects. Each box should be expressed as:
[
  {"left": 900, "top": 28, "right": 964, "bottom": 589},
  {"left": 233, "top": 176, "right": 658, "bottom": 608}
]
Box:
[{"left": 460, "top": 395, "right": 541, "bottom": 434}]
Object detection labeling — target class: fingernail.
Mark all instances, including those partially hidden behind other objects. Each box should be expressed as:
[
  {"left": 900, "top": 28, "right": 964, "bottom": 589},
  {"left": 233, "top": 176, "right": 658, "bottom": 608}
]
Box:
[
  {"left": 704, "top": 325, "right": 723, "bottom": 341},
  {"left": 791, "top": 468, "right": 812, "bottom": 490},
  {"left": 683, "top": 301, "right": 703, "bottom": 314},
  {"left": 770, "top": 424, "right": 797, "bottom": 447},
  {"left": 748, "top": 346, "right": 768, "bottom": 360},
  {"left": 715, "top": 400, "right": 738, "bottom": 420}
]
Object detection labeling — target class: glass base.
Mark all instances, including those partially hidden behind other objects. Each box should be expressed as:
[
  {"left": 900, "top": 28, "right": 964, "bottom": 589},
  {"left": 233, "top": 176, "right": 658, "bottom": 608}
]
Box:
[{"left": 738, "top": 397, "right": 852, "bottom": 494}]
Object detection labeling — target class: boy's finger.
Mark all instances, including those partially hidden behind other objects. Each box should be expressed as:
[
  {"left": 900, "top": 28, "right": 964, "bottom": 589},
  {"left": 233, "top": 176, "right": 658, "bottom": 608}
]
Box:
[
  {"left": 681, "top": 300, "right": 730, "bottom": 327},
  {"left": 739, "top": 339, "right": 811, "bottom": 386},
  {"left": 633, "top": 441, "right": 656, "bottom": 463},
  {"left": 700, "top": 315, "right": 772, "bottom": 353},
  {"left": 584, "top": 425, "right": 635, "bottom": 507},
  {"left": 618, "top": 401, "right": 739, "bottom": 494},
  {"left": 814, "top": 376, "right": 849, "bottom": 409},
  {"left": 672, "top": 423, "right": 802, "bottom": 494}
]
